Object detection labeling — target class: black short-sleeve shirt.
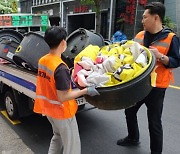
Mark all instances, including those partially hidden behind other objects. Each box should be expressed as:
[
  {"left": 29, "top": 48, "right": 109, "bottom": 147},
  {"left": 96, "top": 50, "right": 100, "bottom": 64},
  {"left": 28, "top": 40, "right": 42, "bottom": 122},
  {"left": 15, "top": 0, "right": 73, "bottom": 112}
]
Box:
[{"left": 54, "top": 63, "right": 71, "bottom": 90}]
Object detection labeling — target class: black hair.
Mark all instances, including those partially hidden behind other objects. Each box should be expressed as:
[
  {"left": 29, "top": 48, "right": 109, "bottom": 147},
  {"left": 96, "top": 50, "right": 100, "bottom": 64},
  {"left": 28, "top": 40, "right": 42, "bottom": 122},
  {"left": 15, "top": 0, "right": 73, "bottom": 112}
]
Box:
[
  {"left": 145, "top": 2, "right": 165, "bottom": 23},
  {"left": 44, "top": 26, "right": 67, "bottom": 49}
]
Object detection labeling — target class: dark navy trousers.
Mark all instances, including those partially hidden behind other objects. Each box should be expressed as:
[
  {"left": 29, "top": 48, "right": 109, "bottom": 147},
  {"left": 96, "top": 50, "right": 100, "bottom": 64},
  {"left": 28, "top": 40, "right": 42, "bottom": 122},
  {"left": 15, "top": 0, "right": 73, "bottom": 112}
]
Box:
[{"left": 124, "top": 87, "right": 166, "bottom": 153}]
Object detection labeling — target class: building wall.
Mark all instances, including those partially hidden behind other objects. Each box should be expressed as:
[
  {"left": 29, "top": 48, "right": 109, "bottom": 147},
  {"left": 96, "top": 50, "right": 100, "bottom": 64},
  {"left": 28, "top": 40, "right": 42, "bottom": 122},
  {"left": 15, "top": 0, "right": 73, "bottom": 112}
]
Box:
[
  {"left": 20, "top": 0, "right": 32, "bottom": 13},
  {"left": 114, "top": 0, "right": 148, "bottom": 39},
  {"left": 26, "top": 0, "right": 113, "bottom": 39},
  {"left": 164, "top": 0, "right": 179, "bottom": 36},
  {"left": 176, "top": 0, "right": 180, "bottom": 36},
  {"left": 165, "top": 0, "right": 176, "bottom": 23},
  {"left": 20, "top": 0, "right": 179, "bottom": 38},
  {"left": 32, "top": 3, "right": 60, "bottom": 17}
]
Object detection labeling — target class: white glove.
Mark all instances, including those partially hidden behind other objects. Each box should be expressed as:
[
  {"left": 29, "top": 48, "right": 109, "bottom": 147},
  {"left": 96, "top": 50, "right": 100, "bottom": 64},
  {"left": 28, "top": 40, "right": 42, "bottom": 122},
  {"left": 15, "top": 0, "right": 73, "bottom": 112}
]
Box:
[{"left": 87, "top": 86, "right": 100, "bottom": 97}]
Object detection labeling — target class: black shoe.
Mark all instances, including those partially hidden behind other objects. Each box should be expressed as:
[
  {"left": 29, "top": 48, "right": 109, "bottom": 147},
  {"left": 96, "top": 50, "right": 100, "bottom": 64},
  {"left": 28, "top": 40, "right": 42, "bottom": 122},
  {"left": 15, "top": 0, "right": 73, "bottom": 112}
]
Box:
[{"left": 117, "top": 136, "right": 140, "bottom": 146}]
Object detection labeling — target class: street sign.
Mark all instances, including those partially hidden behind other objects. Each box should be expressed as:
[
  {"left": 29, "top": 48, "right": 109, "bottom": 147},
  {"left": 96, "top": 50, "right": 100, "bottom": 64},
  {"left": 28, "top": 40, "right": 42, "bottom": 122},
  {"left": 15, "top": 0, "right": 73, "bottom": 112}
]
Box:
[{"left": 0, "top": 14, "right": 49, "bottom": 27}]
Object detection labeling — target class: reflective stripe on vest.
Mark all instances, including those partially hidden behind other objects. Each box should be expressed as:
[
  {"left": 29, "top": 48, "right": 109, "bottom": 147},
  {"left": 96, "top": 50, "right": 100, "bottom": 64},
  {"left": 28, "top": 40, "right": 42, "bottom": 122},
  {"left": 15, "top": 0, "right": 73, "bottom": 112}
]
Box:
[
  {"left": 34, "top": 54, "right": 77, "bottom": 119},
  {"left": 38, "top": 63, "right": 53, "bottom": 76},
  {"left": 36, "top": 95, "right": 64, "bottom": 106},
  {"left": 134, "top": 31, "right": 175, "bottom": 88}
]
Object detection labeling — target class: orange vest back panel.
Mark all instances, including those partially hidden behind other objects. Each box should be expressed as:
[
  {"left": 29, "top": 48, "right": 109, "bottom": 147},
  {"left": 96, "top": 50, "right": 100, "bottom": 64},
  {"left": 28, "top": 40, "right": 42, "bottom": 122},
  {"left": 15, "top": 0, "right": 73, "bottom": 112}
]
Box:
[{"left": 34, "top": 54, "right": 77, "bottom": 119}]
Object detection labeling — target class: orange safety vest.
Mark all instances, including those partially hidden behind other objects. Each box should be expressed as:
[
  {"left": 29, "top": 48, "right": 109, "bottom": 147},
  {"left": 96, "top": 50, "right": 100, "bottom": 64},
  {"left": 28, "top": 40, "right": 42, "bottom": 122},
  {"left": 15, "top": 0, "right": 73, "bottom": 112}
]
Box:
[
  {"left": 34, "top": 53, "right": 77, "bottom": 119},
  {"left": 134, "top": 31, "right": 175, "bottom": 88}
]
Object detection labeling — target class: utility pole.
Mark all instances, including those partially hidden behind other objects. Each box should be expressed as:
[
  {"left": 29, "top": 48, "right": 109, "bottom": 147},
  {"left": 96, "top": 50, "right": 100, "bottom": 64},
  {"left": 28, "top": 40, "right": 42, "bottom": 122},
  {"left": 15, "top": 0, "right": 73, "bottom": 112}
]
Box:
[
  {"left": 134, "top": 0, "right": 138, "bottom": 37},
  {"left": 108, "top": 0, "right": 113, "bottom": 40}
]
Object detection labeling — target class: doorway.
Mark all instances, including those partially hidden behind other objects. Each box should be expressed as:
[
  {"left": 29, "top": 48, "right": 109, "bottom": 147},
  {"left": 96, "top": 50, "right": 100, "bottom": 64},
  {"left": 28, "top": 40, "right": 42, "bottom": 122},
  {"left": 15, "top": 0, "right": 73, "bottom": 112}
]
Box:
[{"left": 67, "top": 13, "right": 96, "bottom": 35}]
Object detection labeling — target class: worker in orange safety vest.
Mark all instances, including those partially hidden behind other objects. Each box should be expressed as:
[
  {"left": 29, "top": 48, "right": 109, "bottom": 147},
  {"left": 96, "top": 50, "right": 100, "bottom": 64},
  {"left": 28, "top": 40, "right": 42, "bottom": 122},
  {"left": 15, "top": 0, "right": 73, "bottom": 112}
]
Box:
[
  {"left": 34, "top": 26, "right": 100, "bottom": 154},
  {"left": 116, "top": 2, "right": 180, "bottom": 154}
]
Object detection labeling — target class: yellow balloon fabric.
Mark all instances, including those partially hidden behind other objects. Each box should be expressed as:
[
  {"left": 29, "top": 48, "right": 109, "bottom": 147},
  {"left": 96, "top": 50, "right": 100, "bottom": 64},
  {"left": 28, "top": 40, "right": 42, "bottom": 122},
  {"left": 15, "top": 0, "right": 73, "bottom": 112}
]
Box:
[
  {"left": 73, "top": 41, "right": 152, "bottom": 87},
  {"left": 74, "top": 44, "right": 100, "bottom": 65}
]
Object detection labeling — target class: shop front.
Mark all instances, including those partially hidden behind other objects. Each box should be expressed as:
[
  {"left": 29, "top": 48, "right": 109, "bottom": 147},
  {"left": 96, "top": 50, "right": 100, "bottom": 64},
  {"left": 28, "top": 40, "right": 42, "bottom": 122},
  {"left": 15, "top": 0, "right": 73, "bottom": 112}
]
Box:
[
  {"left": 30, "top": 0, "right": 112, "bottom": 39},
  {"left": 114, "top": 0, "right": 164, "bottom": 39},
  {"left": 60, "top": 0, "right": 111, "bottom": 38},
  {"left": 21, "top": 0, "right": 171, "bottom": 40}
]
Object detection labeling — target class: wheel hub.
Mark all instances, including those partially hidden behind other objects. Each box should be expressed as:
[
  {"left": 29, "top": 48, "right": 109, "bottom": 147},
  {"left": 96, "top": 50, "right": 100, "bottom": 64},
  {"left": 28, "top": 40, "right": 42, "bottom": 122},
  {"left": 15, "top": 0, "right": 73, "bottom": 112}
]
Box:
[{"left": 5, "top": 96, "right": 14, "bottom": 116}]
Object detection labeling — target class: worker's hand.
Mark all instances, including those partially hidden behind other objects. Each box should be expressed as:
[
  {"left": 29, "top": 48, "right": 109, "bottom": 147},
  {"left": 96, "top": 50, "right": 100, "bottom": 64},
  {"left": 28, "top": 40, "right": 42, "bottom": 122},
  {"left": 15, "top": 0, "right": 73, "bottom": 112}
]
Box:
[
  {"left": 149, "top": 46, "right": 162, "bottom": 59},
  {"left": 87, "top": 86, "right": 100, "bottom": 97}
]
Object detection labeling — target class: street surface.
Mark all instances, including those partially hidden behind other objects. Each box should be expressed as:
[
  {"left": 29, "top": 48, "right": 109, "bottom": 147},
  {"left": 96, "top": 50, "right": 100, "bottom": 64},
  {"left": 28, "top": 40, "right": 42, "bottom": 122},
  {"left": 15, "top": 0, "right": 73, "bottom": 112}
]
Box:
[{"left": 0, "top": 68, "right": 180, "bottom": 154}]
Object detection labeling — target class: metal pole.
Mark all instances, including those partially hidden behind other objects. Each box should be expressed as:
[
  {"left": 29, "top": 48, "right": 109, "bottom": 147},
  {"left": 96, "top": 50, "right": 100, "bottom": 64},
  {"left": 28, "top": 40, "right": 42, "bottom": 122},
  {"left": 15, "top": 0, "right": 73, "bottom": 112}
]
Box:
[
  {"left": 60, "top": 0, "right": 62, "bottom": 27},
  {"left": 108, "top": 0, "right": 113, "bottom": 40},
  {"left": 62, "top": 1, "right": 64, "bottom": 27},
  {"left": 61, "top": 0, "right": 75, "bottom": 28},
  {"left": 134, "top": 0, "right": 138, "bottom": 37},
  {"left": 31, "top": 0, "right": 34, "bottom": 13}
]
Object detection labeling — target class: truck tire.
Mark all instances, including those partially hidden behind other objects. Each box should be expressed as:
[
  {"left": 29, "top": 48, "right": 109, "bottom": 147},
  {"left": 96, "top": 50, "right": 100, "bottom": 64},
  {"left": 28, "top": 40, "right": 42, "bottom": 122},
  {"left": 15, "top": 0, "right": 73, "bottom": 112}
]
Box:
[{"left": 4, "top": 91, "right": 19, "bottom": 120}]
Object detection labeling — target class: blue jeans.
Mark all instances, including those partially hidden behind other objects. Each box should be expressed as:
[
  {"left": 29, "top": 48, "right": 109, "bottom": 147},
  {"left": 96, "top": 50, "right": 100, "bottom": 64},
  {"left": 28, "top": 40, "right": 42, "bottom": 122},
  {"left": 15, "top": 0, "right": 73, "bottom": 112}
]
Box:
[{"left": 124, "top": 87, "right": 166, "bottom": 153}]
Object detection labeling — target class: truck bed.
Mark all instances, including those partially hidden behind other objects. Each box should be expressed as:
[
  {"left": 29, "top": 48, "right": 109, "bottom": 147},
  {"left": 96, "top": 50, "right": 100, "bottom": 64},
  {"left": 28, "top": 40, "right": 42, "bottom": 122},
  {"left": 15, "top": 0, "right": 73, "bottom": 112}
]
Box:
[
  {"left": 0, "top": 63, "right": 87, "bottom": 106},
  {"left": 0, "top": 63, "right": 36, "bottom": 99}
]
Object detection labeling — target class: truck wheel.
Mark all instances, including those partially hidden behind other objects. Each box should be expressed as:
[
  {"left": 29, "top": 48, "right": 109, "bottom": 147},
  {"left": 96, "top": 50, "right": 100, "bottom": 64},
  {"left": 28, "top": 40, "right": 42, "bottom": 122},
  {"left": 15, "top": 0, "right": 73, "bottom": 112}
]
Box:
[{"left": 4, "top": 91, "right": 18, "bottom": 120}]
